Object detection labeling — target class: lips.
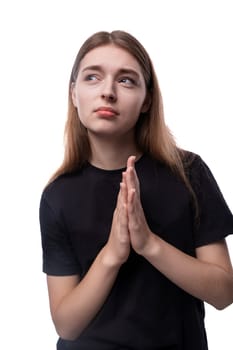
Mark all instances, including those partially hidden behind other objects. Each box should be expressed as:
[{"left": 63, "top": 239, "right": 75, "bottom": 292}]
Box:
[{"left": 95, "top": 106, "right": 118, "bottom": 117}]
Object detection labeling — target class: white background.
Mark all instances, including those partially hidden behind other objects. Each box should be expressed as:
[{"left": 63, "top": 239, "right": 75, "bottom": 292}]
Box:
[{"left": 0, "top": 0, "right": 232, "bottom": 349}]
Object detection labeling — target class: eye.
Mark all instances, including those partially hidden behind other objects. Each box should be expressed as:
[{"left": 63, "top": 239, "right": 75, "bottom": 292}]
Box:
[
  {"left": 119, "top": 77, "right": 136, "bottom": 86},
  {"left": 84, "top": 74, "right": 99, "bottom": 81}
]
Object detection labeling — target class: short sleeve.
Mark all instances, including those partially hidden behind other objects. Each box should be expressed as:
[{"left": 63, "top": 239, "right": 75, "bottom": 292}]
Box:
[
  {"left": 190, "top": 155, "right": 233, "bottom": 247},
  {"left": 39, "top": 193, "right": 81, "bottom": 276}
]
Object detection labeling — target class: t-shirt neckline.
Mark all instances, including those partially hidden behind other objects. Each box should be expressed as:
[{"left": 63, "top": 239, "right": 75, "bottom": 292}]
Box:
[{"left": 87, "top": 154, "right": 145, "bottom": 174}]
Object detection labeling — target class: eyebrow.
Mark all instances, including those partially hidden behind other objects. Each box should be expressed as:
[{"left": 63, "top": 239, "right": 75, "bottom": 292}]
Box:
[{"left": 81, "top": 65, "right": 140, "bottom": 79}]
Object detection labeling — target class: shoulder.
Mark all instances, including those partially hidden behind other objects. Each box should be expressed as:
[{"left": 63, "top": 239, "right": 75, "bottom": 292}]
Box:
[
  {"left": 180, "top": 149, "right": 200, "bottom": 166},
  {"left": 41, "top": 168, "right": 85, "bottom": 207},
  {"left": 180, "top": 149, "right": 206, "bottom": 177},
  {"left": 180, "top": 150, "right": 226, "bottom": 199}
]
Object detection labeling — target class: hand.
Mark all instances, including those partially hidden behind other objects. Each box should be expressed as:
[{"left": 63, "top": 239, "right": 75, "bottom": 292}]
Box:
[
  {"left": 104, "top": 174, "right": 131, "bottom": 267},
  {"left": 124, "top": 156, "right": 153, "bottom": 256}
]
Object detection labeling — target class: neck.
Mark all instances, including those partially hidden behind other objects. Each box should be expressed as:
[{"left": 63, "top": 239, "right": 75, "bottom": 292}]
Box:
[{"left": 88, "top": 133, "right": 142, "bottom": 170}]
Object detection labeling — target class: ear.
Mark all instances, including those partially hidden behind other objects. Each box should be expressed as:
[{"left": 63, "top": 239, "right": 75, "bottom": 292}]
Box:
[
  {"left": 71, "top": 82, "right": 77, "bottom": 107},
  {"left": 141, "top": 93, "right": 151, "bottom": 113}
]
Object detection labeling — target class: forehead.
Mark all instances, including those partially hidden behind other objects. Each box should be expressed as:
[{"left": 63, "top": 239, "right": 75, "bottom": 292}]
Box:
[{"left": 79, "top": 44, "right": 143, "bottom": 74}]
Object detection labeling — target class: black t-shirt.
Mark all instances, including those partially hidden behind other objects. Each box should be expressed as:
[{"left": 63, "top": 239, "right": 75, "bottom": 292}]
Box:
[{"left": 39, "top": 153, "right": 233, "bottom": 350}]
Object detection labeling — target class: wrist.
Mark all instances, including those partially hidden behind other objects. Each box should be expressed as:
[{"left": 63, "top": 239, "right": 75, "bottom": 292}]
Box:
[
  {"left": 139, "top": 233, "right": 161, "bottom": 260},
  {"left": 99, "top": 246, "right": 124, "bottom": 271}
]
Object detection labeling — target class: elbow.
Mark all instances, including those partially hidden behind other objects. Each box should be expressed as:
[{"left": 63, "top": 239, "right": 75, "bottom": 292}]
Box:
[
  {"left": 57, "top": 331, "right": 78, "bottom": 342},
  {"left": 213, "top": 294, "right": 233, "bottom": 310},
  {"left": 55, "top": 322, "right": 80, "bottom": 341},
  {"left": 211, "top": 276, "right": 233, "bottom": 310},
  {"left": 213, "top": 300, "right": 233, "bottom": 311},
  {"left": 52, "top": 313, "right": 81, "bottom": 341}
]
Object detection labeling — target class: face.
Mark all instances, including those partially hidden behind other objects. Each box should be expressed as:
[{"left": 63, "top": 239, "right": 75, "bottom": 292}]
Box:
[{"left": 72, "top": 44, "right": 148, "bottom": 140}]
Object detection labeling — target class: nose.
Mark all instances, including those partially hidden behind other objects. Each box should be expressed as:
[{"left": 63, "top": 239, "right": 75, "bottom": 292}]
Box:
[{"left": 101, "top": 78, "right": 117, "bottom": 102}]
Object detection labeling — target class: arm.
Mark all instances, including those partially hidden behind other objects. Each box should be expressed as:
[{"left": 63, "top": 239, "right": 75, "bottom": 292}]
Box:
[
  {"left": 125, "top": 156, "right": 233, "bottom": 310},
  {"left": 141, "top": 235, "right": 233, "bottom": 309},
  {"left": 47, "top": 249, "right": 120, "bottom": 341},
  {"left": 47, "top": 180, "right": 130, "bottom": 341}
]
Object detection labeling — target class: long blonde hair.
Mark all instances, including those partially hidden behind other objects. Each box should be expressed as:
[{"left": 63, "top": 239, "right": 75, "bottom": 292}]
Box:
[{"left": 48, "top": 30, "right": 197, "bottom": 216}]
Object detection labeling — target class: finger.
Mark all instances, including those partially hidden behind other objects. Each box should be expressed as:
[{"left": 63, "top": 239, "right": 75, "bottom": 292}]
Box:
[
  {"left": 116, "top": 192, "right": 130, "bottom": 243},
  {"left": 126, "top": 165, "right": 140, "bottom": 197},
  {"left": 126, "top": 156, "right": 135, "bottom": 187},
  {"left": 116, "top": 182, "right": 123, "bottom": 209},
  {"left": 127, "top": 155, "right": 136, "bottom": 169},
  {"left": 122, "top": 171, "right": 127, "bottom": 187},
  {"left": 128, "top": 188, "right": 136, "bottom": 208},
  {"left": 120, "top": 202, "right": 128, "bottom": 228},
  {"left": 120, "top": 181, "right": 127, "bottom": 206}
]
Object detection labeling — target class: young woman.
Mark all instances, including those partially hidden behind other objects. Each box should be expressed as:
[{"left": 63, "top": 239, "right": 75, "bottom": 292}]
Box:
[{"left": 39, "top": 30, "right": 233, "bottom": 350}]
